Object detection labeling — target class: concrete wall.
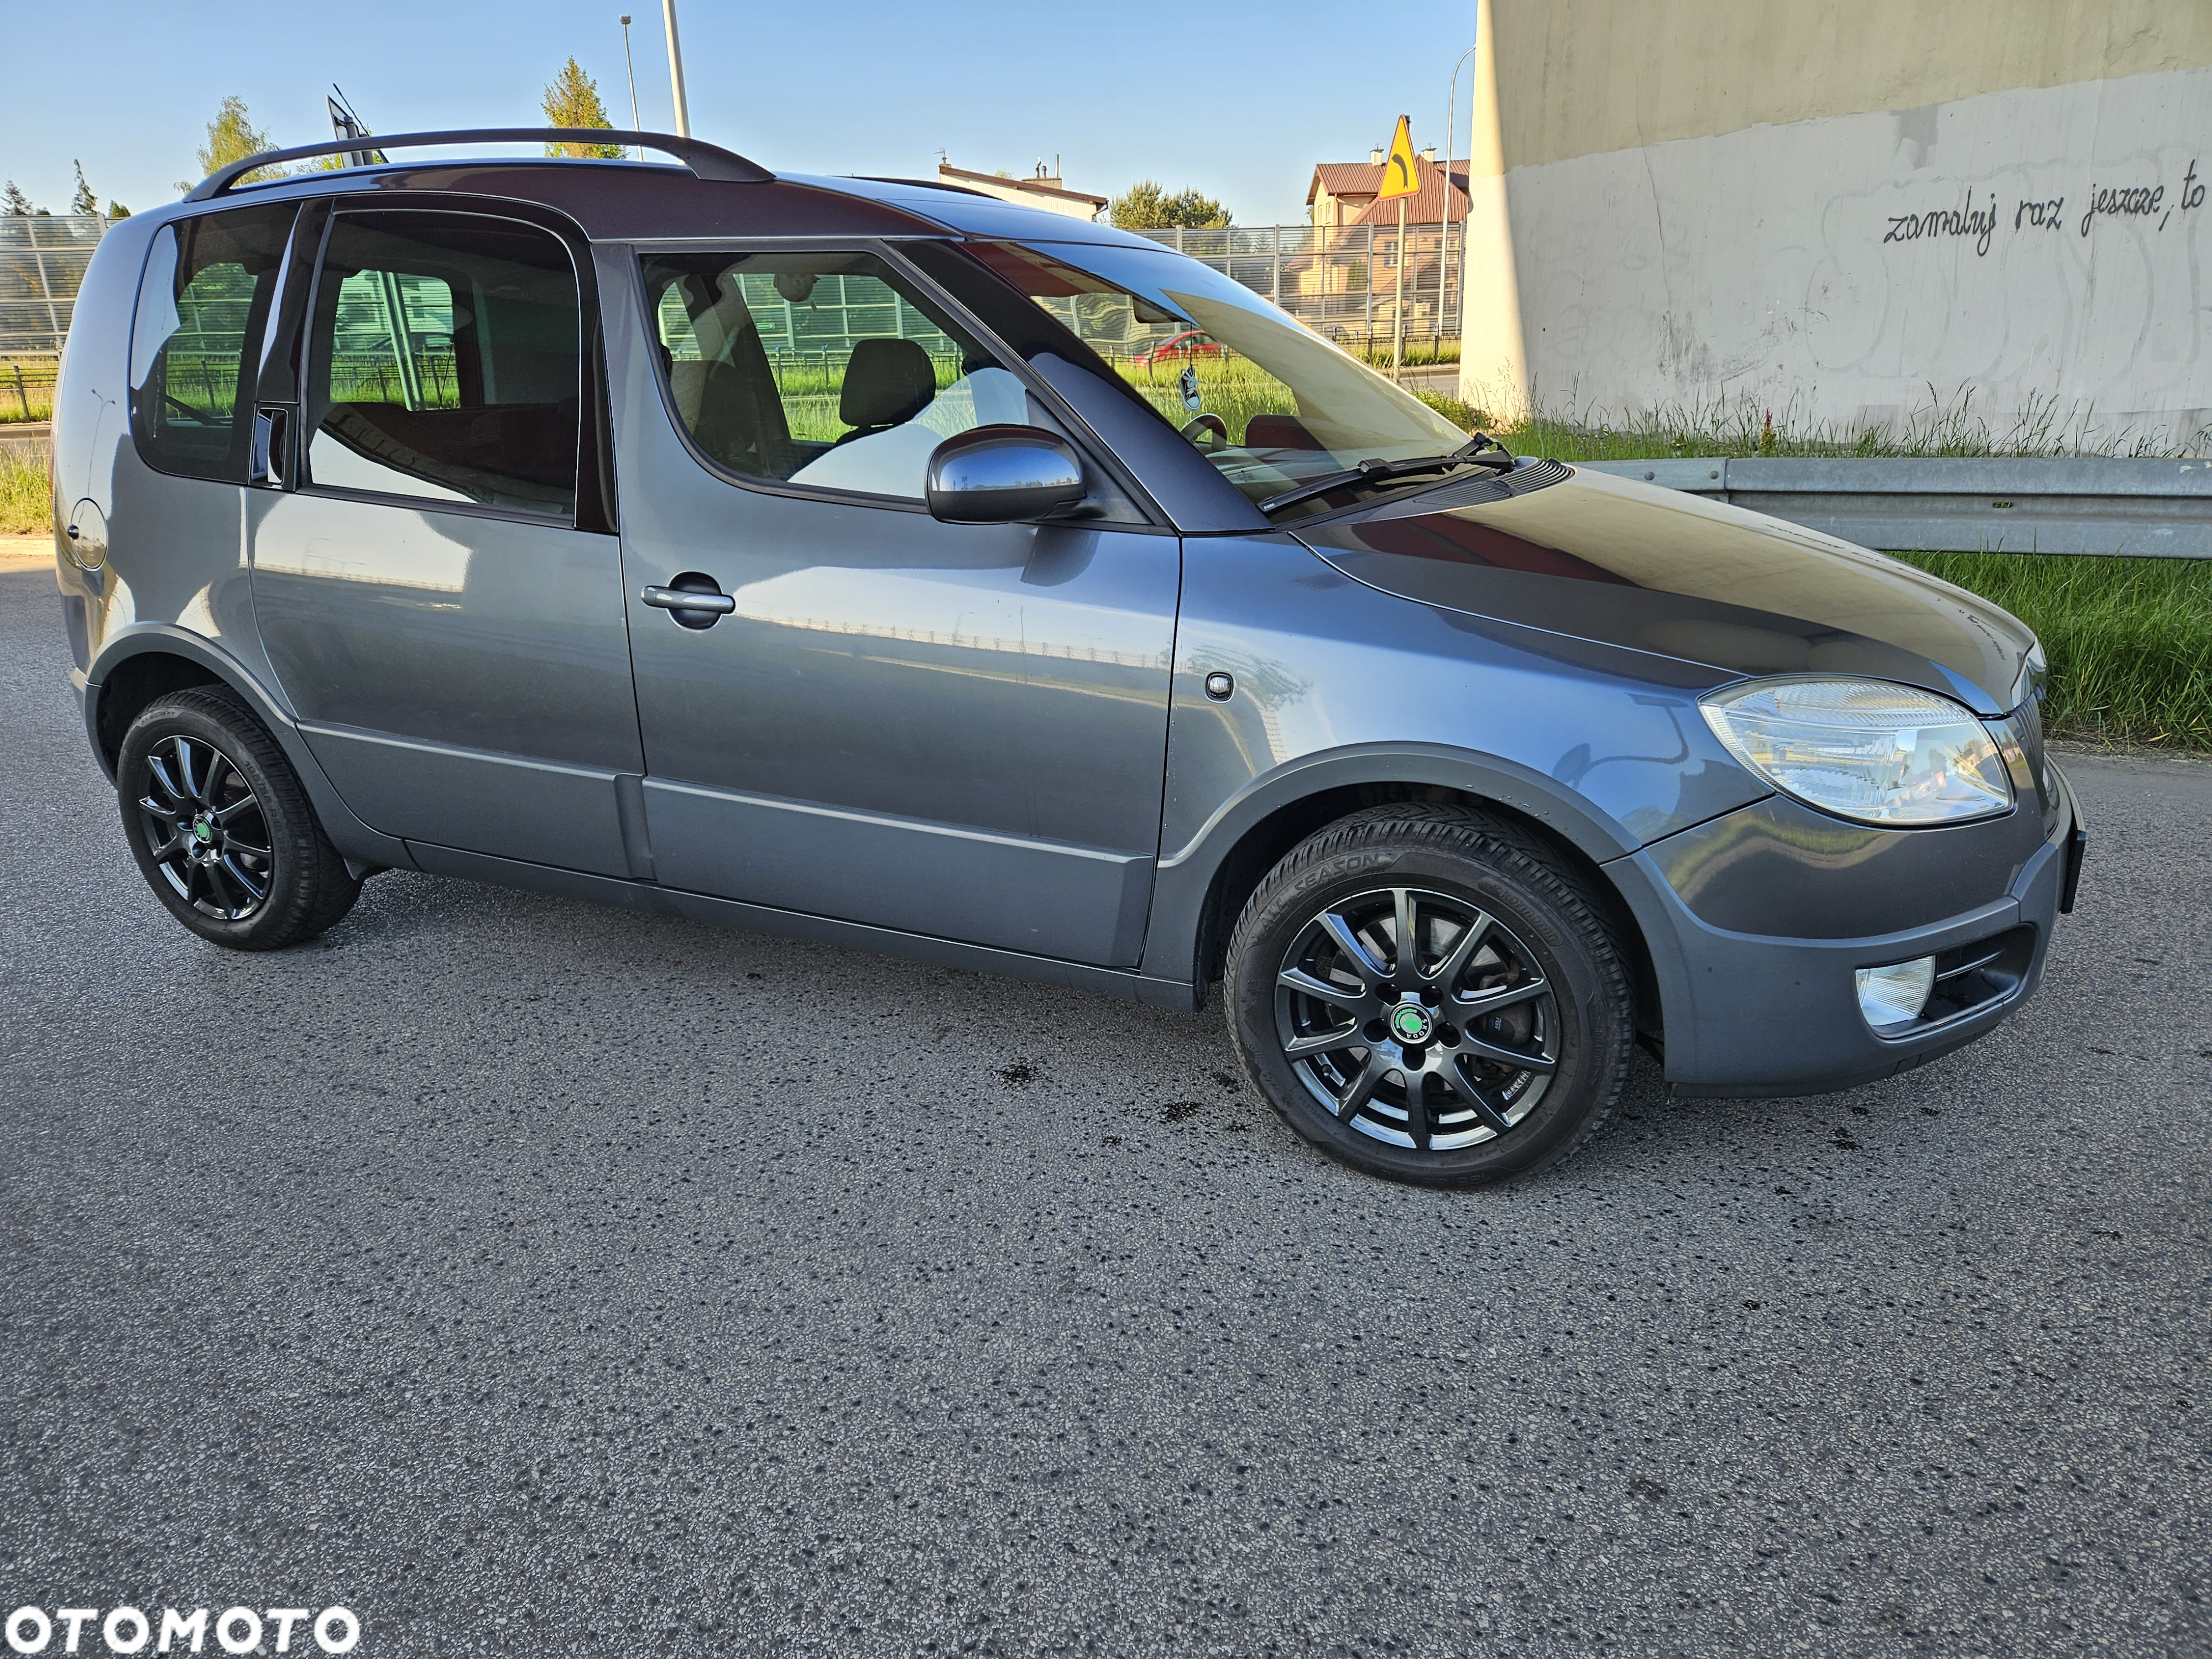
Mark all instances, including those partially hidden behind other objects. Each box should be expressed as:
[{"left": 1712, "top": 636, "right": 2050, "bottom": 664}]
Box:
[{"left": 1459, "top": 0, "right": 2212, "bottom": 443}]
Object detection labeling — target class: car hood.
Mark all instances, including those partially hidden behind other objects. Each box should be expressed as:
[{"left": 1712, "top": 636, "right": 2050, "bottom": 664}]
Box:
[{"left": 1292, "top": 463, "right": 2037, "bottom": 714}]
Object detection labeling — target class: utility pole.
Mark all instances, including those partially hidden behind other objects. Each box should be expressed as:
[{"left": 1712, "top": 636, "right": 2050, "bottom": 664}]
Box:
[
  {"left": 620, "top": 15, "right": 643, "bottom": 157},
  {"left": 662, "top": 0, "right": 692, "bottom": 139},
  {"left": 1391, "top": 193, "right": 1408, "bottom": 380}
]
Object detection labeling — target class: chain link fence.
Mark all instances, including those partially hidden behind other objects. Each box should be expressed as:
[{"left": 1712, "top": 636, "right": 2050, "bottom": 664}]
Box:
[
  {"left": 1, "top": 215, "right": 112, "bottom": 357},
  {"left": 1, "top": 212, "right": 1465, "bottom": 377},
  {"left": 1131, "top": 222, "right": 1462, "bottom": 357}
]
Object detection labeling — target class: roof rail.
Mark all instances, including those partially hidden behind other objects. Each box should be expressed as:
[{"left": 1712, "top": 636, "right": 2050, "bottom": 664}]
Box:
[{"left": 184, "top": 128, "right": 774, "bottom": 202}]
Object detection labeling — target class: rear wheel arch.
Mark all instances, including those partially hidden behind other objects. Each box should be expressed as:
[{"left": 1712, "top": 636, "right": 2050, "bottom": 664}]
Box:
[
  {"left": 92, "top": 649, "right": 226, "bottom": 772},
  {"left": 84, "top": 634, "right": 418, "bottom": 880}
]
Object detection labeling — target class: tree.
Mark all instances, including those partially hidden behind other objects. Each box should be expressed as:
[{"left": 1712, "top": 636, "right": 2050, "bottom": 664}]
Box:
[
  {"left": 541, "top": 59, "right": 625, "bottom": 158},
  {"left": 70, "top": 161, "right": 97, "bottom": 217},
  {"left": 1, "top": 180, "right": 32, "bottom": 217},
  {"left": 107, "top": 201, "right": 132, "bottom": 220},
  {"left": 1109, "top": 180, "right": 1231, "bottom": 231},
  {"left": 177, "top": 95, "right": 286, "bottom": 193}
]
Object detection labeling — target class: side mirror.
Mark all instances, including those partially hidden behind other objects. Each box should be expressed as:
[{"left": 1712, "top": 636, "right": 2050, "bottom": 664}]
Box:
[{"left": 925, "top": 425, "right": 1087, "bottom": 525}]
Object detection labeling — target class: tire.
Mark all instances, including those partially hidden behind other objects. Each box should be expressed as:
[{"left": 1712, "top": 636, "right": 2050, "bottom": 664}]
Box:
[
  {"left": 117, "top": 686, "right": 362, "bottom": 951},
  {"left": 1224, "top": 803, "right": 1634, "bottom": 1187}
]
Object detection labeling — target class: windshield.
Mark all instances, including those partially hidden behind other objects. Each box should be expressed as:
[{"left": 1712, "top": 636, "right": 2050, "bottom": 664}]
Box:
[{"left": 967, "top": 241, "right": 1475, "bottom": 520}]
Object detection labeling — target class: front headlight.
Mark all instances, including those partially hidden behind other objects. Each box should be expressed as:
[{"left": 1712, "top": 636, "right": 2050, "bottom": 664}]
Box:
[{"left": 1699, "top": 677, "right": 2014, "bottom": 827}]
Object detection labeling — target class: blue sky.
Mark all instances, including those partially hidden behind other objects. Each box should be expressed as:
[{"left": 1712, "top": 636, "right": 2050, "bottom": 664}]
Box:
[{"left": 0, "top": 0, "right": 1479, "bottom": 225}]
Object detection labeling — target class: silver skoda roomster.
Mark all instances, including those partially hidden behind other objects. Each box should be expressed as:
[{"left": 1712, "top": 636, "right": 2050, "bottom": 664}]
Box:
[{"left": 46, "top": 129, "right": 2084, "bottom": 1186}]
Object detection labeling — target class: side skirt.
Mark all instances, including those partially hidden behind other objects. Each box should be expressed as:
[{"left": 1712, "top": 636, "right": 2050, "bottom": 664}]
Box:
[{"left": 402, "top": 841, "right": 1203, "bottom": 1011}]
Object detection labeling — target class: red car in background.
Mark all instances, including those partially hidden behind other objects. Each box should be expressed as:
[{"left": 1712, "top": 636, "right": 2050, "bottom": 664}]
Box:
[{"left": 1127, "top": 330, "right": 1226, "bottom": 368}]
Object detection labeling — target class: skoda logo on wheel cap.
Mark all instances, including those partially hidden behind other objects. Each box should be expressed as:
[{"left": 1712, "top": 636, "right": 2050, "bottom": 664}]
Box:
[{"left": 1390, "top": 1003, "right": 1435, "bottom": 1045}]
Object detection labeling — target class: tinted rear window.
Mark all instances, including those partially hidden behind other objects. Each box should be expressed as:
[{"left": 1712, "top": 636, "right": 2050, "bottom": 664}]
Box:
[
  {"left": 304, "top": 211, "right": 581, "bottom": 518},
  {"left": 128, "top": 204, "right": 296, "bottom": 484}
]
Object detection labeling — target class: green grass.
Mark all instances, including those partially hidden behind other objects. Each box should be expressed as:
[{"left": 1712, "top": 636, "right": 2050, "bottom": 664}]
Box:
[
  {"left": 1888, "top": 552, "right": 2212, "bottom": 750},
  {"left": 1490, "top": 385, "right": 2212, "bottom": 461},
  {"left": 1, "top": 359, "right": 55, "bottom": 423},
  {"left": 1416, "top": 389, "right": 1486, "bottom": 432},
  {"left": 1118, "top": 358, "right": 1298, "bottom": 444},
  {"left": 1, "top": 448, "right": 50, "bottom": 536},
  {"left": 1341, "top": 337, "right": 1459, "bottom": 369}
]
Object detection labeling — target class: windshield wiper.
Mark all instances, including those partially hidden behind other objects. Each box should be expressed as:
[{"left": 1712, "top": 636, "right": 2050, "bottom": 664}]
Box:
[{"left": 1255, "top": 432, "right": 1514, "bottom": 517}]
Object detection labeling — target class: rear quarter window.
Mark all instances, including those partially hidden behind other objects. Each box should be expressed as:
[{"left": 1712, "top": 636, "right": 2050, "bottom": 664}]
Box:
[{"left": 128, "top": 204, "right": 296, "bottom": 484}]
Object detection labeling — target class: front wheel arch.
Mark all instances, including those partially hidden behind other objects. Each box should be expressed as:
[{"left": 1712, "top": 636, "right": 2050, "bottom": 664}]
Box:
[{"left": 1162, "top": 769, "right": 1663, "bottom": 1046}]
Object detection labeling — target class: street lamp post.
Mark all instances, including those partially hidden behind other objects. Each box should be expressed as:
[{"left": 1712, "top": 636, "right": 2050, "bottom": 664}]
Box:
[
  {"left": 662, "top": 0, "right": 692, "bottom": 139},
  {"left": 1443, "top": 38, "right": 1477, "bottom": 354},
  {"left": 620, "top": 14, "right": 643, "bottom": 158}
]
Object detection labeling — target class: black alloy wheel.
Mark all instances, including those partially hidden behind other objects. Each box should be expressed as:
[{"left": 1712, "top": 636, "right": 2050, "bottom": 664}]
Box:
[
  {"left": 117, "top": 686, "right": 362, "bottom": 950},
  {"left": 136, "top": 733, "right": 273, "bottom": 921},
  {"left": 1225, "top": 804, "right": 1634, "bottom": 1187},
  {"left": 1275, "top": 884, "right": 1559, "bottom": 1151}
]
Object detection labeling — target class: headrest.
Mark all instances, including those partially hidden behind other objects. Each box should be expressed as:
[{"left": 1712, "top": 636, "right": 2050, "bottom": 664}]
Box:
[{"left": 839, "top": 337, "right": 937, "bottom": 431}]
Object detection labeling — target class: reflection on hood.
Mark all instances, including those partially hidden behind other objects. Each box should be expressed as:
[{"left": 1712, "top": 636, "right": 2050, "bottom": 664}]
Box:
[{"left": 1295, "top": 465, "right": 2036, "bottom": 713}]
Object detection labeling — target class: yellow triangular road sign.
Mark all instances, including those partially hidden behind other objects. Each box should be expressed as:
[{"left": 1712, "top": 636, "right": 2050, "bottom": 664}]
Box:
[{"left": 1377, "top": 114, "right": 1421, "bottom": 200}]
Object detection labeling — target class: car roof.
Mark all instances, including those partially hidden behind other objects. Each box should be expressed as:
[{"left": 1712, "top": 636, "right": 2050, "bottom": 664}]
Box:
[{"left": 156, "top": 154, "right": 1161, "bottom": 248}]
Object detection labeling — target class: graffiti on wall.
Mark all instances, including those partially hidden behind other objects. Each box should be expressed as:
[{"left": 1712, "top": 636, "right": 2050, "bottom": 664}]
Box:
[
  {"left": 1801, "top": 129, "right": 2212, "bottom": 427},
  {"left": 1490, "top": 68, "right": 2212, "bottom": 431},
  {"left": 1883, "top": 162, "right": 2204, "bottom": 256}
]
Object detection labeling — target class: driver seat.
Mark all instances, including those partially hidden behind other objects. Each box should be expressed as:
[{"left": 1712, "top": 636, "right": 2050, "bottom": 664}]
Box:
[{"left": 833, "top": 338, "right": 937, "bottom": 444}]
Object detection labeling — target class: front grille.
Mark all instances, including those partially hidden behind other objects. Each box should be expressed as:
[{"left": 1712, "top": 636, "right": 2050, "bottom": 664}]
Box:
[
  {"left": 2016, "top": 692, "right": 2044, "bottom": 778},
  {"left": 1996, "top": 691, "right": 2058, "bottom": 834}
]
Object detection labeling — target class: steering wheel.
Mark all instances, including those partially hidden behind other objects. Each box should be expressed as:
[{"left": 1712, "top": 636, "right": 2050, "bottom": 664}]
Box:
[{"left": 1180, "top": 412, "right": 1230, "bottom": 450}]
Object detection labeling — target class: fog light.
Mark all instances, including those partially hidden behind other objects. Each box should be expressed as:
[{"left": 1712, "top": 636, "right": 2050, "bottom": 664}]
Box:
[{"left": 1855, "top": 957, "right": 1936, "bottom": 1031}]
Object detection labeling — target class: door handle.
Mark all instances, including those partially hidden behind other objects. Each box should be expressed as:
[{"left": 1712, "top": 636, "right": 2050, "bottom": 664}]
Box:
[
  {"left": 641, "top": 578, "right": 737, "bottom": 629},
  {"left": 642, "top": 585, "right": 735, "bottom": 613}
]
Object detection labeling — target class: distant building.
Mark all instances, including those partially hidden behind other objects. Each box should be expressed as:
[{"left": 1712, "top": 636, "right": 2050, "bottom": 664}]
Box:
[
  {"left": 1307, "top": 152, "right": 1470, "bottom": 231},
  {"left": 936, "top": 161, "right": 1108, "bottom": 223},
  {"left": 1293, "top": 154, "right": 1470, "bottom": 339}
]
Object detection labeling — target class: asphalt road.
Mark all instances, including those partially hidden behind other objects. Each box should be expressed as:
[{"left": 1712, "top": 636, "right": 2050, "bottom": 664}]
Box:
[{"left": 2, "top": 559, "right": 2206, "bottom": 1657}]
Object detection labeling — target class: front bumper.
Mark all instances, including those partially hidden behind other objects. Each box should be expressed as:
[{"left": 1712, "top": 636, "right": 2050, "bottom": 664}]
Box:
[{"left": 1619, "top": 761, "right": 2079, "bottom": 1097}]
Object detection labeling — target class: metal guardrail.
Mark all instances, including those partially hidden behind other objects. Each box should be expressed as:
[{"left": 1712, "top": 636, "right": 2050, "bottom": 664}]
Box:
[{"left": 1575, "top": 456, "right": 2212, "bottom": 559}]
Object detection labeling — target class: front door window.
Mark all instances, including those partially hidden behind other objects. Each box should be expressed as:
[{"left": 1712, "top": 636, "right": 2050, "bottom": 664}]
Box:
[{"left": 640, "top": 249, "right": 1032, "bottom": 501}]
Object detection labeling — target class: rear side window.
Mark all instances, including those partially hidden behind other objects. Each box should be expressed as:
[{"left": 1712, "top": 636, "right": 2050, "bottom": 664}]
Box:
[
  {"left": 304, "top": 212, "right": 581, "bottom": 518},
  {"left": 640, "top": 249, "right": 1030, "bottom": 500},
  {"left": 129, "top": 204, "right": 296, "bottom": 484}
]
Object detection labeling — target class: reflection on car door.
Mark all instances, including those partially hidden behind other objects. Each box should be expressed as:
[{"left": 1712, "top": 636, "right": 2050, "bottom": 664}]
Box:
[
  {"left": 607, "top": 245, "right": 1180, "bottom": 967},
  {"left": 249, "top": 205, "right": 643, "bottom": 877}
]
